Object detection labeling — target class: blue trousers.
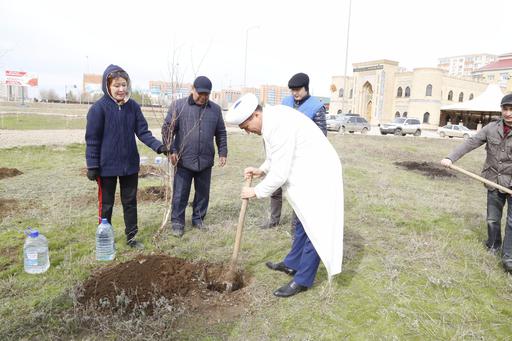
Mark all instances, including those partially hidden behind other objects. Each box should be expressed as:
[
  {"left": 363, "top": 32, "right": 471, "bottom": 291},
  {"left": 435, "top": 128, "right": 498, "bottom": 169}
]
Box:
[
  {"left": 283, "top": 219, "right": 321, "bottom": 288},
  {"left": 171, "top": 166, "right": 212, "bottom": 228}
]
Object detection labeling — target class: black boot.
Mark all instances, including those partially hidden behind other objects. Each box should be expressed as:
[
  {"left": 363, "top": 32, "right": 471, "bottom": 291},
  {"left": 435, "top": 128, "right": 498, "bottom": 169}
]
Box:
[
  {"left": 127, "top": 238, "right": 144, "bottom": 249},
  {"left": 273, "top": 280, "right": 307, "bottom": 298},
  {"left": 265, "top": 261, "right": 296, "bottom": 275}
]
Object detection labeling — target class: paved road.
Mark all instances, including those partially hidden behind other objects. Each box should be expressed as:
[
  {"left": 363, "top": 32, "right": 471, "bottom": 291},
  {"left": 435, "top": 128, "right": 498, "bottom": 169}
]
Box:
[
  {"left": 329, "top": 125, "right": 442, "bottom": 139},
  {"left": 0, "top": 127, "right": 244, "bottom": 149},
  {"left": 1, "top": 125, "right": 448, "bottom": 149}
]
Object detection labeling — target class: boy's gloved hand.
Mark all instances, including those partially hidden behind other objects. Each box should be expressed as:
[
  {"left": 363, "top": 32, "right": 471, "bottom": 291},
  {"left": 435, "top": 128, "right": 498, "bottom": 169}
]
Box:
[
  {"left": 157, "top": 145, "right": 170, "bottom": 155},
  {"left": 86, "top": 168, "right": 100, "bottom": 181}
]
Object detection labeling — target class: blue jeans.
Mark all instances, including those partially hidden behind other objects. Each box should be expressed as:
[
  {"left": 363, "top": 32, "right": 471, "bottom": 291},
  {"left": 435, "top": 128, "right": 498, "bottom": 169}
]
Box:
[
  {"left": 283, "top": 219, "right": 321, "bottom": 288},
  {"left": 171, "top": 166, "right": 212, "bottom": 229},
  {"left": 486, "top": 190, "right": 512, "bottom": 258}
]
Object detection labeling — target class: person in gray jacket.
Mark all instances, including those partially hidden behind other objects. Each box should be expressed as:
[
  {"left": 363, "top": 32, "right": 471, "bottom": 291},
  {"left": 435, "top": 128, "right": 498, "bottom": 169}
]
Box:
[
  {"left": 162, "top": 76, "right": 227, "bottom": 237},
  {"left": 441, "top": 93, "right": 512, "bottom": 271}
]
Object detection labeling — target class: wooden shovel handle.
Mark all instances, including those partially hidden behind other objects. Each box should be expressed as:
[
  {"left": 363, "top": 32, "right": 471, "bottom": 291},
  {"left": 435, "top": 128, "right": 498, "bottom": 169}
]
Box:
[
  {"left": 449, "top": 164, "right": 512, "bottom": 195},
  {"left": 230, "top": 176, "right": 253, "bottom": 267}
]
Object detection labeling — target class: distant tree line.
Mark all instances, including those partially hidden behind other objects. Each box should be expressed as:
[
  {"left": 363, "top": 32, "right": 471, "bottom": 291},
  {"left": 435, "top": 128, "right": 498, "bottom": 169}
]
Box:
[{"left": 36, "top": 88, "right": 159, "bottom": 107}]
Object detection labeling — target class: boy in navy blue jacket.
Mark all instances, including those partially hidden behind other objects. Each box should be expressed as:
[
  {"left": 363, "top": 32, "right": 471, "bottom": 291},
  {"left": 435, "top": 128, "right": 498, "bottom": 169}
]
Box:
[{"left": 85, "top": 64, "right": 168, "bottom": 249}]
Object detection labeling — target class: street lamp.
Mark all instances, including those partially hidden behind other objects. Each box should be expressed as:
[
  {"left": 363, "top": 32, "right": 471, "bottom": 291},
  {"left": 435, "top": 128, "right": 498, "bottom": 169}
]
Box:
[
  {"left": 64, "top": 84, "right": 78, "bottom": 104},
  {"left": 341, "top": 0, "right": 352, "bottom": 113},
  {"left": 243, "top": 25, "right": 259, "bottom": 88}
]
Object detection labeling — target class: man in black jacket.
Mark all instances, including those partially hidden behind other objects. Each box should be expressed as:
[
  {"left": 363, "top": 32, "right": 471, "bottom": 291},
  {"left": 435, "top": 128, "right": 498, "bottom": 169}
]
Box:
[{"left": 162, "top": 76, "right": 227, "bottom": 237}]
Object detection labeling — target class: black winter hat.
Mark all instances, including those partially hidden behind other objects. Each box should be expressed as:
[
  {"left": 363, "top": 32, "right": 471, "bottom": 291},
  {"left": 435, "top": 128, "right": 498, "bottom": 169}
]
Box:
[
  {"left": 288, "top": 73, "right": 310, "bottom": 91},
  {"left": 501, "top": 93, "right": 512, "bottom": 107}
]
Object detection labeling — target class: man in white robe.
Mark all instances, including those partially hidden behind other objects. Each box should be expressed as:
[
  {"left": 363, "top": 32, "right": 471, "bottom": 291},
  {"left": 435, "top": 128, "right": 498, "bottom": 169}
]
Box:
[{"left": 225, "top": 93, "right": 344, "bottom": 297}]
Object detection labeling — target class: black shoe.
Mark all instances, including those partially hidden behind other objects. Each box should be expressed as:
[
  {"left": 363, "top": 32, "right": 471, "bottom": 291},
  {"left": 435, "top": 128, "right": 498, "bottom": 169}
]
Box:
[
  {"left": 273, "top": 280, "right": 307, "bottom": 298},
  {"left": 503, "top": 257, "right": 512, "bottom": 272},
  {"left": 127, "top": 239, "right": 144, "bottom": 249},
  {"left": 171, "top": 227, "right": 184, "bottom": 238},
  {"left": 261, "top": 220, "right": 279, "bottom": 229},
  {"left": 192, "top": 222, "right": 208, "bottom": 230},
  {"left": 265, "top": 261, "right": 296, "bottom": 276}
]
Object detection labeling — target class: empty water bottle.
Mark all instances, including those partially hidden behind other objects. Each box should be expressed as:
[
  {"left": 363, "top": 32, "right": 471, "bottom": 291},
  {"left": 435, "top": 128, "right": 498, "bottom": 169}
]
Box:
[
  {"left": 96, "top": 218, "right": 115, "bottom": 261},
  {"left": 24, "top": 228, "right": 50, "bottom": 274}
]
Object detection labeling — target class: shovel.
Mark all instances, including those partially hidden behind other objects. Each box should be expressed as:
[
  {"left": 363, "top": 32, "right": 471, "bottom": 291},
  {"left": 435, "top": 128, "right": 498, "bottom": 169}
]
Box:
[
  {"left": 221, "top": 175, "right": 253, "bottom": 292},
  {"left": 449, "top": 164, "right": 512, "bottom": 195}
]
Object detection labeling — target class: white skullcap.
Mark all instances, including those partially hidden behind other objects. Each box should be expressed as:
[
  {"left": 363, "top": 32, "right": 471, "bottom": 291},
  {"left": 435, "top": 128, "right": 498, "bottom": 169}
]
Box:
[{"left": 225, "top": 93, "right": 259, "bottom": 125}]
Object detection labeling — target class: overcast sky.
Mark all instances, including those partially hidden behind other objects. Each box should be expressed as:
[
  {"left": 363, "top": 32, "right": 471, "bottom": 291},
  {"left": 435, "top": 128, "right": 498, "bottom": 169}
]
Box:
[{"left": 1, "top": 0, "right": 511, "bottom": 97}]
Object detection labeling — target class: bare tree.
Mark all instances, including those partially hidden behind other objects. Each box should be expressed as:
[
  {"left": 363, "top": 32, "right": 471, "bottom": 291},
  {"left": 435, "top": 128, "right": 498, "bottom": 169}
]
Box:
[
  {"left": 40, "top": 88, "right": 61, "bottom": 102},
  {"left": 66, "top": 91, "right": 77, "bottom": 102}
]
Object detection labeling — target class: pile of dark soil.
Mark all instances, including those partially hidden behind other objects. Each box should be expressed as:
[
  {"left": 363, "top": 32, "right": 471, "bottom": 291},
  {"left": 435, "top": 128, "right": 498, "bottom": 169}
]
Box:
[
  {"left": 0, "top": 168, "right": 23, "bottom": 180},
  {"left": 394, "top": 161, "right": 455, "bottom": 178},
  {"left": 77, "top": 254, "right": 245, "bottom": 314},
  {"left": 138, "top": 186, "right": 167, "bottom": 201}
]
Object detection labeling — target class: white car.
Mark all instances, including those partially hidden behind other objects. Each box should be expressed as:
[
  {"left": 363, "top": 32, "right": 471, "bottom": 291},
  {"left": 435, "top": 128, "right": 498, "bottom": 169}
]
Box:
[
  {"left": 379, "top": 117, "right": 422, "bottom": 136},
  {"left": 437, "top": 125, "right": 476, "bottom": 139}
]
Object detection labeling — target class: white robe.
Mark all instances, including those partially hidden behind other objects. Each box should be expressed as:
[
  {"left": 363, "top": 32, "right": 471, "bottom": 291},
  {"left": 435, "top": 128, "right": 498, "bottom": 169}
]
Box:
[{"left": 254, "top": 105, "right": 344, "bottom": 278}]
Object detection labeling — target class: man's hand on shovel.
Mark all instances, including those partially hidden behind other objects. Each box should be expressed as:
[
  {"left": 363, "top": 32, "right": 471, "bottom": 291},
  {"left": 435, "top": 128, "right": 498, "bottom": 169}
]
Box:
[
  {"left": 243, "top": 167, "right": 264, "bottom": 179},
  {"left": 440, "top": 158, "right": 512, "bottom": 195},
  {"left": 440, "top": 158, "right": 452, "bottom": 168}
]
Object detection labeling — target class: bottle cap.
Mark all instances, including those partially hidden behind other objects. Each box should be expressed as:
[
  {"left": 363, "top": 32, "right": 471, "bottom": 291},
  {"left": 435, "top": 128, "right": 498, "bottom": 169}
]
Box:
[
  {"left": 101, "top": 218, "right": 109, "bottom": 224},
  {"left": 29, "top": 230, "right": 39, "bottom": 238}
]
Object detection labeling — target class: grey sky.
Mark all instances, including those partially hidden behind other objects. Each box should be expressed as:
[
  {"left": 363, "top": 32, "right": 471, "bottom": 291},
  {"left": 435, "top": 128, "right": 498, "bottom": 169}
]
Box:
[{"left": 1, "top": 0, "right": 510, "bottom": 97}]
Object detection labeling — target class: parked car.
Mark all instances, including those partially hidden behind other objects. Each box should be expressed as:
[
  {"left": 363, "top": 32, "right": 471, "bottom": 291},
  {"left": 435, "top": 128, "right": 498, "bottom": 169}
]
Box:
[
  {"left": 327, "top": 115, "right": 370, "bottom": 134},
  {"left": 437, "top": 124, "right": 476, "bottom": 139},
  {"left": 379, "top": 117, "right": 422, "bottom": 136},
  {"left": 326, "top": 112, "right": 358, "bottom": 121}
]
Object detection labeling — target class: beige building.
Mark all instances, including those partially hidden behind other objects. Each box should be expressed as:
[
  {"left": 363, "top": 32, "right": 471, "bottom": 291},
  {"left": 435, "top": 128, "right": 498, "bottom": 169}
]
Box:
[
  {"left": 472, "top": 52, "right": 512, "bottom": 90},
  {"left": 0, "top": 81, "right": 29, "bottom": 101},
  {"left": 438, "top": 53, "right": 497, "bottom": 77},
  {"left": 330, "top": 59, "right": 490, "bottom": 128},
  {"left": 211, "top": 85, "right": 288, "bottom": 109},
  {"left": 147, "top": 81, "right": 192, "bottom": 105},
  {"left": 211, "top": 88, "right": 242, "bottom": 109},
  {"left": 257, "top": 85, "right": 289, "bottom": 106}
]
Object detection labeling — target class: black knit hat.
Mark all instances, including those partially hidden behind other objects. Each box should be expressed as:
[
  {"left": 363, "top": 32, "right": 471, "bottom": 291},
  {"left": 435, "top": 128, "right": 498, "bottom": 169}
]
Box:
[
  {"left": 288, "top": 73, "right": 309, "bottom": 91},
  {"left": 501, "top": 93, "right": 512, "bottom": 107}
]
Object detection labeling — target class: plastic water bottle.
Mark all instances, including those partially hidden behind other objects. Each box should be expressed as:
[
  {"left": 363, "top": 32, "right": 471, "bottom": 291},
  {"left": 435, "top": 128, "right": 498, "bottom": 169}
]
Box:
[
  {"left": 96, "top": 218, "right": 115, "bottom": 261},
  {"left": 24, "top": 228, "right": 50, "bottom": 274}
]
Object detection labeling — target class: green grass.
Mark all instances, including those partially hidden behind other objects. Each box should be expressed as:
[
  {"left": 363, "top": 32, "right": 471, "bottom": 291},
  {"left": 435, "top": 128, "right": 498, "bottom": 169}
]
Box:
[
  {"left": 0, "top": 102, "right": 167, "bottom": 130},
  {"left": 1, "top": 133, "right": 512, "bottom": 340},
  {"left": 0, "top": 114, "right": 87, "bottom": 130}
]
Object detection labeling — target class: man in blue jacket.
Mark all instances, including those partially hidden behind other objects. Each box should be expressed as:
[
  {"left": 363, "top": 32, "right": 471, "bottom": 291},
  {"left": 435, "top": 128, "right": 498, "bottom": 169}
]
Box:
[
  {"left": 263, "top": 72, "right": 327, "bottom": 230},
  {"left": 162, "top": 76, "right": 228, "bottom": 237},
  {"left": 85, "top": 64, "right": 168, "bottom": 249}
]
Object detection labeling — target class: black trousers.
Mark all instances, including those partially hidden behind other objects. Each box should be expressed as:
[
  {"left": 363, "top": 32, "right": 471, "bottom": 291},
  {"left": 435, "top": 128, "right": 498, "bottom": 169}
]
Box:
[
  {"left": 98, "top": 173, "right": 138, "bottom": 241},
  {"left": 171, "top": 166, "right": 212, "bottom": 228},
  {"left": 269, "top": 187, "right": 283, "bottom": 225},
  {"left": 487, "top": 190, "right": 512, "bottom": 257}
]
